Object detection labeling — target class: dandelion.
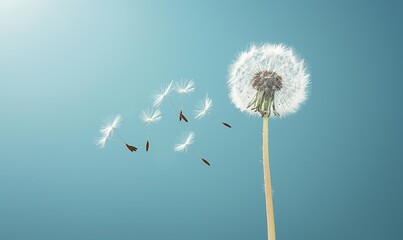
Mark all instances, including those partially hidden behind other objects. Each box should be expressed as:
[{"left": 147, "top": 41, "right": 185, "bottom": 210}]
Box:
[
  {"left": 194, "top": 95, "right": 232, "bottom": 128},
  {"left": 174, "top": 131, "right": 210, "bottom": 166},
  {"left": 229, "top": 44, "right": 309, "bottom": 117},
  {"left": 228, "top": 43, "right": 309, "bottom": 240},
  {"left": 140, "top": 108, "right": 162, "bottom": 152},
  {"left": 95, "top": 115, "right": 138, "bottom": 152},
  {"left": 175, "top": 79, "right": 195, "bottom": 122}
]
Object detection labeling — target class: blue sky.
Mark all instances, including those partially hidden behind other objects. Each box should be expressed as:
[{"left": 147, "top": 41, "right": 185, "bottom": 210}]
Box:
[{"left": 1, "top": 1, "right": 402, "bottom": 239}]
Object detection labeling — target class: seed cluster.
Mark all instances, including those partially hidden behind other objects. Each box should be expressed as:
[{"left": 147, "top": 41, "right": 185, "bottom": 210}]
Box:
[
  {"left": 252, "top": 71, "right": 283, "bottom": 92},
  {"left": 248, "top": 70, "right": 283, "bottom": 117}
]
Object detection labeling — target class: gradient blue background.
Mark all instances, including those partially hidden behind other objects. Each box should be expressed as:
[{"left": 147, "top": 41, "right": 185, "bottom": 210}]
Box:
[{"left": 1, "top": 0, "right": 402, "bottom": 239}]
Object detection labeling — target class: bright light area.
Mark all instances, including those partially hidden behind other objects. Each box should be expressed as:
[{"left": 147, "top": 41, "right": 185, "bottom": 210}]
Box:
[
  {"left": 0, "top": 0, "right": 33, "bottom": 15},
  {"left": 0, "top": 0, "right": 51, "bottom": 34}
]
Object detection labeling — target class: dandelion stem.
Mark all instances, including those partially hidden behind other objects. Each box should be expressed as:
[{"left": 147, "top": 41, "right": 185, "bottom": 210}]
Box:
[{"left": 263, "top": 115, "right": 276, "bottom": 240}]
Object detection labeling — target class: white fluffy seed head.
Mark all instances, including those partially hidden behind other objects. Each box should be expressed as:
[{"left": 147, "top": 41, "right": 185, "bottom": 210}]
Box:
[
  {"left": 153, "top": 81, "right": 174, "bottom": 107},
  {"left": 194, "top": 95, "right": 213, "bottom": 119},
  {"left": 95, "top": 114, "right": 122, "bottom": 148},
  {"left": 140, "top": 108, "right": 162, "bottom": 125},
  {"left": 175, "top": 79, "right": 195, "bottom": 95},
  {"left": 174, "top": 131, "right": 195, "bottom": 152},
  {"left": 228, "top": 43, "right": 309, "bottom": 117}
]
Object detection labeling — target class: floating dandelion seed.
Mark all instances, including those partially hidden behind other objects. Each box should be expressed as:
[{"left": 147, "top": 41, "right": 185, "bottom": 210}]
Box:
[
  {"left": 152, "top": 80, "right": 188, "bottom": 123},
  {"left": 95, "top": 115, "right": 121, "bottom": 148},
  {"left": 95, "top": 115, "right": 138, "bottom": 152},
  {"left": 174, "top": 131, "right": 194, "bottom": 152},
  {"left": 140, "top": 108, "right": 162, "bottom": 124},
  {"left": 175, "top": 79, "right": 195, "bottom": 95},
  {"left": 228, "top": 43, "right": 309, "bottom": 240},
  {"left": 174, "top": 131, "right": 210, "bottom": 166},
  {"left": 194, "top": 95, "right": 232, "bottom": 128},
  {"left": 194, "top": 95, "right": 213, "bottom": 120},
  {"left": 140, "top": 108, "right": 162, "bottom": 152},
  {"left": 175, "top": 79, "right": 194, "bottom": 123},
  {"left": 153, "top": 80, "right": 174, "bottom": 108}
]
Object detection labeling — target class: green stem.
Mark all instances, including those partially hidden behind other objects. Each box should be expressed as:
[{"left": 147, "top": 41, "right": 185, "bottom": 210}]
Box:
[{"left": 263, "top": 116, "right": 276, "bottom": 240}]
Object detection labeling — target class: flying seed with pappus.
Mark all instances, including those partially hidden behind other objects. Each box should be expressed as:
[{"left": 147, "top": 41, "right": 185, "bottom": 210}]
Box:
[
  {"left": 152, "top": 80, "right": 190, "bottom": 123},
  {"left": 174, "top": 131, "right": 211, "bottom": 167},
  {"left": 95, "top": 115, "right": 138, "bottom": 153},
  {"left": 175, "top": 79, "right": 194, "bottom": 123},
  {"left": 194, "top": 95, "right": 232, "bottom": 129},
  {"left": 140, "top": 108, "right": 162, "bottom": 153}
]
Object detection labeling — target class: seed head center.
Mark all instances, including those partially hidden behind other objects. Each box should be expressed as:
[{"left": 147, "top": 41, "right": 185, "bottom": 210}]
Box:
[
  {"left": 251, "top": 70, "right": 283, "bottom": 93},
  {"left": 247, "top": 70, "right": 283, "bottom": 117}
]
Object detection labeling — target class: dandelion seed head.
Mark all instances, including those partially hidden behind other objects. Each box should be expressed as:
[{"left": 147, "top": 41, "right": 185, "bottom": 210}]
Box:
[
  {"left": 252, "top": 70, "right": 283, "bottom": 93},
  {"left": 174, "top": 131, "right": 195, "bottom": 152},
  {"left": 96, "top": 114, "right": 121, "bottom": 148},
  {"left": 228, "top": 43, "right": 309, "bottom": 117},
  {"left": 175, "top": 79, "right": 195, "bottom": 95},
  {"left": 140, "top": 108, "right": 162, "bottom": 125},
  {"left": 152, "top": 81, "right": 174, "bottom": 107},
  {"left": 194, "top": 95, "right": 213, "bottom": 119}
]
